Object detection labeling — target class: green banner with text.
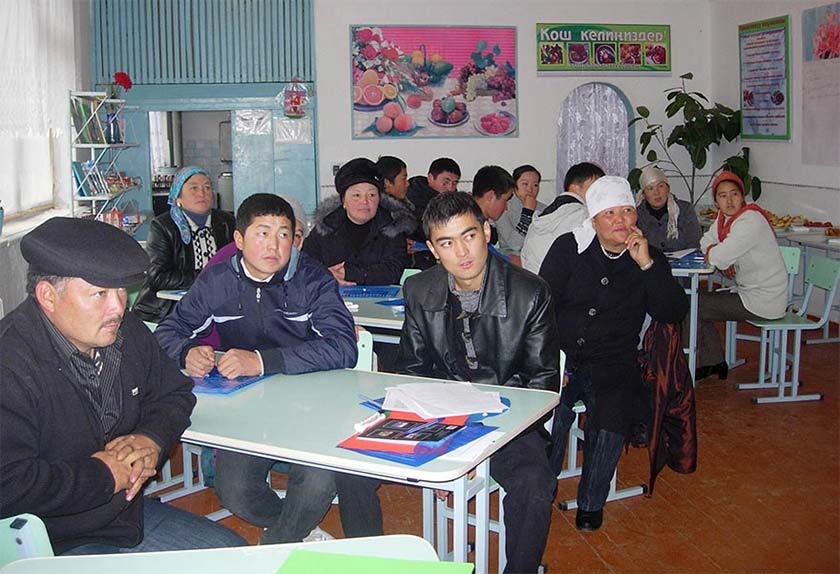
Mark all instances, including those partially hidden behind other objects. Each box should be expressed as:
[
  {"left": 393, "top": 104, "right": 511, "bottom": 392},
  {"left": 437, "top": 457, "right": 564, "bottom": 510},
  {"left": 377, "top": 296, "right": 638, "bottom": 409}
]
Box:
[{"left": 537, "top": 23, "right": 671, "bottom": 73}]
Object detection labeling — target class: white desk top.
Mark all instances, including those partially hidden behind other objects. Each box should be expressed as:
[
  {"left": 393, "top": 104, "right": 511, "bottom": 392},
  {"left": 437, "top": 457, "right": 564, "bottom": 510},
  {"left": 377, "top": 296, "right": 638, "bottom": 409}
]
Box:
[
  {"left": 0, "top": 535, "right": 437, "bottom": 574},
  {"left": 782, "top": 232, "right": 840, "bottom": 253},
  {"left": 182, "top": 369, "right": 558, "bottom": 484}
]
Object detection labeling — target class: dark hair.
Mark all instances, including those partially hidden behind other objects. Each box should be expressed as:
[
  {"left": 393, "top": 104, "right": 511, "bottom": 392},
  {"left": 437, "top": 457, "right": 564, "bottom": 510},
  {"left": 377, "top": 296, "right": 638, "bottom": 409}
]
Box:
[
  {"left": 26, "top": 272, "right": 67, "bottom": 296},
  {"left": 235, "top": 193, "right": 296, "bottom": 234},
  {"left": 376, "top": 156, "right": 407, "bottom": 184},
  {"left": 422, "top": 191, "right": 485, "bottom": 238},
  {"left": 472, "top": 165, "right": 515, "bottom": 199},
  {"left": 428, "top": 157, "right": 461, "bottom": 178},
  {"left": 512, "top": 164, "right": 542, "bottom": 183},
  {"left": 563, "top": 162, "right": 605, "bottom": 191}
]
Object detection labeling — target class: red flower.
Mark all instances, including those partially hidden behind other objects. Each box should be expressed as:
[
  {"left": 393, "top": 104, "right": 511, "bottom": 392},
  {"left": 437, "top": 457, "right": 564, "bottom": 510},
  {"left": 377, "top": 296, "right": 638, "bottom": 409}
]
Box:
[
  {"left": 361, "top": 45, "right": 377, "bottom": 60},
  {"left": 113, "top": 72, "right": 133, "bottom": 90},
  {"left": 356, "top": 28, "right": 374, "bottom": 43},
  {"left": 382, "top": 47, "right": 399, "bottom": 61}
]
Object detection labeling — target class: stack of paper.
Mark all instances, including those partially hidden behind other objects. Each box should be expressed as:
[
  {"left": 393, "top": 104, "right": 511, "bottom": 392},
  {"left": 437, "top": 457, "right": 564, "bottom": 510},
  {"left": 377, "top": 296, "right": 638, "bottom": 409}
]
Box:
[{"left": 382, "top": 383, "right": 505, "bottom": 419}]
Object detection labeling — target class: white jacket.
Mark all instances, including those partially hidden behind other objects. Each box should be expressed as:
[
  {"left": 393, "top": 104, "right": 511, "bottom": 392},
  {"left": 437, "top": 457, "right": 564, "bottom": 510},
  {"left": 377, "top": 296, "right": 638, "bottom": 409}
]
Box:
[
  {"left": 521, "top": 193, "right": 587, "bottom": 273},
  {"left": 700, "top": 210, "right": 787, "bottom": 319}
]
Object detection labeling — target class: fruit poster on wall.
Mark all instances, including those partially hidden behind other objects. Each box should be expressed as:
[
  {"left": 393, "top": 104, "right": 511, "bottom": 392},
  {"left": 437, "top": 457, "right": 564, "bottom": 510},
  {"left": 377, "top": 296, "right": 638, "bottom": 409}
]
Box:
[
  {"left": 739, "top": 16, "right": 790, "bottom": 140},
  {"left": 350, "top": 25, "right": 518, "bottom": 139},
  {"left": 801, "top": 3, "right": 840, "bottom": 166},
  {"left": 536, "top": 23, "right": 670, "bottom": 73}
]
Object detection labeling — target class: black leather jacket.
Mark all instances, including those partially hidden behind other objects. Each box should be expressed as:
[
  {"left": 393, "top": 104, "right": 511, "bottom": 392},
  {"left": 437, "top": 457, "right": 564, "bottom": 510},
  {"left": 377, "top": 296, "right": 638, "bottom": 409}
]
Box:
[
  {"left": 133, "top": 209, "right": 235, "bottom": 322},
  {"left": 396, "top": 254, "right": 560, "bottom": 391}
]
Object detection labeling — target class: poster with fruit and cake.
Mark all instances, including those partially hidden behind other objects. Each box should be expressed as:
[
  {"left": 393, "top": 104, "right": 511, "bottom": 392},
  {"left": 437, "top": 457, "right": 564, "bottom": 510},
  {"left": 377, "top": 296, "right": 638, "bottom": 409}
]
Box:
[
  {"left": 351, "top": 25, "right": 518, "bottom": 139},
  {"left": 537, "top": 23, "right": 670, "bottom": 73}
]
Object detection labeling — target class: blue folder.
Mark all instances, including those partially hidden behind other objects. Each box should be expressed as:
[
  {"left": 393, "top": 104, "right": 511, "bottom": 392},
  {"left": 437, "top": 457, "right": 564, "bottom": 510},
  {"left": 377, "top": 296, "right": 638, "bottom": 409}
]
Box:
[
  {"left": 340, "top": 286, "right": 401, "bottom": 299},
  {"left": 191, "top": 367, "right": 266, "bottom": 395},
  {"left": 669, "top": 249, "right": 707, "bottom": 269}
]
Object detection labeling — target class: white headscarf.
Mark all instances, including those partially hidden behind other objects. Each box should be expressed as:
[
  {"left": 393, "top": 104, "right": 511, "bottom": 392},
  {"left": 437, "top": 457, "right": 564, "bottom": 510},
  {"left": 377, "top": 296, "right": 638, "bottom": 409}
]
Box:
[
  {"left": 572, "top": 176, "right": 636, "bottom": 253},
  {"left": 636, "top": 167, "right": 680, "bottom": 240}
]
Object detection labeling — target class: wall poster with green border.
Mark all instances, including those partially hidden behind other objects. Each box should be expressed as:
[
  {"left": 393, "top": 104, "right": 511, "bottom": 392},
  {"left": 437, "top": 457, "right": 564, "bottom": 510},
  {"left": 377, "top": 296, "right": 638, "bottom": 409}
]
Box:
[
  {"left": 536, "top": 23, "right": 670, "bottom": 73},
  {"left": 739, "top": 15, "right": 791, "bottom": 140}
]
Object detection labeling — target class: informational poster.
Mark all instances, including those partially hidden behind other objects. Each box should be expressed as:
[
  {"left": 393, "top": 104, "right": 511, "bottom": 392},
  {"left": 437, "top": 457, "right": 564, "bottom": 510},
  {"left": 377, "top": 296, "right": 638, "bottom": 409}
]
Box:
[
  {"left": 350, "top": 26, "right": 518, "bottom": 139},
  {"left": 738, "top": 16, "right": 790, "bottom": 140},
  {"left": 802, "top": 3, "right": 840, "bottom": 166},
  {"left": 536, "top": 23, "right": 670, "bottom": 73}
]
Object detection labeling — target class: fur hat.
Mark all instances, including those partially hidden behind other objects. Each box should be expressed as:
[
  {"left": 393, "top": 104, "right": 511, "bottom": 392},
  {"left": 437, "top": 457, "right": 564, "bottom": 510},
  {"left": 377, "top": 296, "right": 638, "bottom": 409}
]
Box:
[{"left": 335, "top": 158, "right": 382, "bottom": 199}]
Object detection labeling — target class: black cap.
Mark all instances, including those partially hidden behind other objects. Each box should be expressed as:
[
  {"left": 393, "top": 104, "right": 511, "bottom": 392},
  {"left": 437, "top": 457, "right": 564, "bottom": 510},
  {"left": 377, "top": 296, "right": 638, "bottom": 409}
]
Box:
[
  {"left": 21, "top": 217, "right": 149, "bottom": 288},
  {"left": 335, "top": 158, "right": 382, "bottom": 199}
]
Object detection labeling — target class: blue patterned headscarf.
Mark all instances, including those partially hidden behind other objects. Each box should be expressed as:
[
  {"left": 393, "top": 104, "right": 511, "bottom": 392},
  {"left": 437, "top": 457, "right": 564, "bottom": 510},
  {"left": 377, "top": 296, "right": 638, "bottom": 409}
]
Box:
[{"left": 169, "top": 166, "right": 210, "bottom": 244}]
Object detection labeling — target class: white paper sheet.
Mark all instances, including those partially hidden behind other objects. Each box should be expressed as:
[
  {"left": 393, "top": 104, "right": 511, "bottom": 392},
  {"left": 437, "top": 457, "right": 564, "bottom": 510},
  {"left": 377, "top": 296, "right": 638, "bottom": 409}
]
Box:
[{"left": 382, "top": 382, "right": 505, "bottom": 419}]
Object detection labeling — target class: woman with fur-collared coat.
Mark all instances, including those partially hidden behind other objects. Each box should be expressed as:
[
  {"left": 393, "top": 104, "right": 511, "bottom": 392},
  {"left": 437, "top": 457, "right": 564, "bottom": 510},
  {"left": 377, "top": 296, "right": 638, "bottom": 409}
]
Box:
[{"left": 303, "top": 158, "right": 414, "bottom": 286}]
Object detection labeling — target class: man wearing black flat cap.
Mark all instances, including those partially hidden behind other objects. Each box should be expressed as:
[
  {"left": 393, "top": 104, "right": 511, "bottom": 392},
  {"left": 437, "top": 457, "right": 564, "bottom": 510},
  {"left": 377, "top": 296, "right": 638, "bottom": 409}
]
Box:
[{"left": 0, "top": 217, "right": 245, "bottom": 555}]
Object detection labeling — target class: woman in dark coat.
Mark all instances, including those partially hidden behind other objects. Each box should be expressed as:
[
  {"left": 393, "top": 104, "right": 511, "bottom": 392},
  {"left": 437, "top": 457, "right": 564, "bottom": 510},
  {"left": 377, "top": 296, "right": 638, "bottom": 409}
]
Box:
[
  {"left": 303, "top": 158, "right": 412, "bottom": 286},
  {"left": 539, "top": 176, "right": 688, "bottom": 532},
  {"left": 133, "top": 166, "right": 235, "bottom": 322}
]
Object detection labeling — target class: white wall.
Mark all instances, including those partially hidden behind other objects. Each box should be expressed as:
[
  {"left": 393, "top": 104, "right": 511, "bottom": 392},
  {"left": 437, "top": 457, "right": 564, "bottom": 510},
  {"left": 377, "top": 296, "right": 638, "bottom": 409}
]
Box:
[
  {"left": 313, "top": 0, "right": 712, "bottom": 201},
  {"left": 709, "top": 0, "right": 840, "bottom": 222}
]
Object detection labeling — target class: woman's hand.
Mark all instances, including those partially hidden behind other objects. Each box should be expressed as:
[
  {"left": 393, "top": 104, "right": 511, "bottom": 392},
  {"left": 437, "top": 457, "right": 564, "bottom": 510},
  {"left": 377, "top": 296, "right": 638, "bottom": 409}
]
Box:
[{"left": 626, "top": 225, "right": 652, "bottom": 269}]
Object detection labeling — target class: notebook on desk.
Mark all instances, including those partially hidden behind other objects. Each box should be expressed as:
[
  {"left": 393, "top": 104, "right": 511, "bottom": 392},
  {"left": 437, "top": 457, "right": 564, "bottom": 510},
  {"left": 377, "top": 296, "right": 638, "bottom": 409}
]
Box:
[{"left": 667, "top": 249, "right": 706, "bottom": 268}]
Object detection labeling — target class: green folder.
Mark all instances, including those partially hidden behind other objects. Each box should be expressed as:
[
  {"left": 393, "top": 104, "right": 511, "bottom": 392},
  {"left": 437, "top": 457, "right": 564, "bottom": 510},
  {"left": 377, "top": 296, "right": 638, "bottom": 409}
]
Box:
[{"left": 277, "top": 549, "right": 474, "bottom": 574}]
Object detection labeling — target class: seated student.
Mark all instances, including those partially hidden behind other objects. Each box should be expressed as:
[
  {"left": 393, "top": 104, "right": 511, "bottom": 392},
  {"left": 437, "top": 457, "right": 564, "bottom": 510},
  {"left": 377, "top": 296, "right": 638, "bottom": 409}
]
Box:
[
  {"left": 304, "top": 158, "right": 413, "bottom": 285},
  {"left": 406, "top": 157, "right": 461, "bottom": 268},
  {"left": 396, "top": 192, "right": 559, "bottom": 574},
  {"left": 134, "top": 166, "right": 235, "bottom": 323},
  {"left": 470, "top": 165, "right": 515, "bottom": 246},
  {"left": 692, "top": 171, "right": 787, "bottom": 380},
  {"left": 376, "top": 155, "right": 419, "bottom": 254},
  {"left": 521, "top": 162, "right": 604, "bottom": 273},
  {"left": 635, "top": 166, "right": 701, "bottom": 252},
  {"left": 154, "top": 194, "right": 382, "bottom": 544},
  {"left": 539, "top": 177, "right": 688, "bottom": 532},
  {"left": 495, "top": 164, "right": 546, "bottom": 256},
  {"left": 0, "top": 217, "right": 245, "bottom": 555}
]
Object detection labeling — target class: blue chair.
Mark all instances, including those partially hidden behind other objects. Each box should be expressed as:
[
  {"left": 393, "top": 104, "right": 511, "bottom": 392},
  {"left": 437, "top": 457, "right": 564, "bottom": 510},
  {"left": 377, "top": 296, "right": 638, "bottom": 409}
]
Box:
[
  {"left": 0, "top": 514, "right": 53, "bottom": 568},
  {"left": 743, "top": 254, "right": 840, "bottom": 404}
]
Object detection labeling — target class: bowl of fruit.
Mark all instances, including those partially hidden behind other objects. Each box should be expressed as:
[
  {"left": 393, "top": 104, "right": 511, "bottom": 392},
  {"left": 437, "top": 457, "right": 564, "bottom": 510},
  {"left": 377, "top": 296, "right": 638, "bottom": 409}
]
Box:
[
  {"left": 568, "top": 43, "right": 590, "bottom": 65},
  {"left": 364, "top": 102, "right": 422, "bottom": 137},
  {"left": 429, "top": 96, "right": 469, "bottom": 127},
  {"left": 475, "top": 111, "right": 516, "bottom": 137}
]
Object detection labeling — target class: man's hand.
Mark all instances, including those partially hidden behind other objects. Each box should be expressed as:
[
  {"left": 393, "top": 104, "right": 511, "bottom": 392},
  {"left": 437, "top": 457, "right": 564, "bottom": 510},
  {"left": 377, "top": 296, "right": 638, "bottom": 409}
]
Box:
[
  {"left": 217, "top": 349, "right": 262, "bottom": 378},
  {"left": 105, "top": 434, "right": 162, "bottom": 501},
  {"left": 92, "top": 445, "right": 156, "bottom": 496},
  {"left": 328, "top": 262, "right": 357, "bottom": 286},
  {"left": 626, "top": 225, "right": 652, "bottom": 269},
  {"left": 185, "top": 345, "right": 216, "bottom": 377}
]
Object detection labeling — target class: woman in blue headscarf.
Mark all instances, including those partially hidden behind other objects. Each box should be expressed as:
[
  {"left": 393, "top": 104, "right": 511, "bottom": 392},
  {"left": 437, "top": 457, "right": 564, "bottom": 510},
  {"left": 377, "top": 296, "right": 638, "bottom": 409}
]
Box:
[{"left": 133, "top": 166, "right": 235, "bottom": 323}]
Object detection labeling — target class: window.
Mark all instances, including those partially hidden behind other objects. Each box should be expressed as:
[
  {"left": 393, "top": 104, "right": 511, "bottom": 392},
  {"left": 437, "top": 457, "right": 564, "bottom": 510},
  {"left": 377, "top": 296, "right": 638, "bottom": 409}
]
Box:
[{"left": 556, "top": 82, "right": 631, "bottom": 192}]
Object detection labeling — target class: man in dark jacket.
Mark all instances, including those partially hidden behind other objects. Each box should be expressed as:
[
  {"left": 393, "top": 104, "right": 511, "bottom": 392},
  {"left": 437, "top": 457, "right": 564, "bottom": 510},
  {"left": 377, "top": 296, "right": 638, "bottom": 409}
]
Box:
[
  {"left": 155, "top": 193, "right": 381, "bottom": 545},
  {"left": 0, "top": 217, "right": 245, "bottom": 555},
  {"left": 396, "top": 192, "right": 559, "bottom": 574},
  {"left": 406, "top": 157, "right": 461, "bottom": 268},
  {"left": 539, "top": 176, "right": 688, "bottom": 532}
]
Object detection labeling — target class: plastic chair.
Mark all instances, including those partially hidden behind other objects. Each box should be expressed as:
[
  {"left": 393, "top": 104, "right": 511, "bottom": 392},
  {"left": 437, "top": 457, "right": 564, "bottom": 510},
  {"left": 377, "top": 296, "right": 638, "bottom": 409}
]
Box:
[
  {"left": 400, "top": 268, "right": 422, "bottom": 285},
  {"left": 725, "top": 245, "right": 800, "bottom": 377},
  {"left": 0, "top": 514, "right": 53, "bottom": 567},
  {"left": 742, "top": 254, "right": 840, "bottom": 404},
  {"left": 353, "top": 329, "right": 375, "bottom": 371}
]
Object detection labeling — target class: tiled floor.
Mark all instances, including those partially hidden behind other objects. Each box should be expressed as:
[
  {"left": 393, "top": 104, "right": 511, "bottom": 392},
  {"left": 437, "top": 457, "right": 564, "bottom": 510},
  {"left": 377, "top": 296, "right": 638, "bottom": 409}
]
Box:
[{"left": 167, "top": 324, "right": 839, "bottom": 573}]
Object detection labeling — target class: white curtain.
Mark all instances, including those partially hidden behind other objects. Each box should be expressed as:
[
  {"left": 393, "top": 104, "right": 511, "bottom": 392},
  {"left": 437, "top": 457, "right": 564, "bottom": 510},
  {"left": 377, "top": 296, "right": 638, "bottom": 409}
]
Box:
[
  {"left": 555, "top": 83, "right": 630, "bottom": 194},
  {"left": 149, "top": 112, "right": 171, "bottom": 173},
  {"left": 0, "top": 0, "right": 76, "bottom": 217}
]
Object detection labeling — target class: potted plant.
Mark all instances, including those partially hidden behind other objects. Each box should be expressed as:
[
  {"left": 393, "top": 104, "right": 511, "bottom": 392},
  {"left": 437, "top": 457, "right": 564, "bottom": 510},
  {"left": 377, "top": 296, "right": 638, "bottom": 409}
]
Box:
[{"left": 628, "top": 72, "right": 762, "bottom": 205}]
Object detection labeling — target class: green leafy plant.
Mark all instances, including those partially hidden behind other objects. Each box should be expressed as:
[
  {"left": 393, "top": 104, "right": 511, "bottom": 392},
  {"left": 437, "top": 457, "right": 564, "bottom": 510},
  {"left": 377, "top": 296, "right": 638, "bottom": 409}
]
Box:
[{"left": 628, "top": 72, "right": 761, "bottom": 205}]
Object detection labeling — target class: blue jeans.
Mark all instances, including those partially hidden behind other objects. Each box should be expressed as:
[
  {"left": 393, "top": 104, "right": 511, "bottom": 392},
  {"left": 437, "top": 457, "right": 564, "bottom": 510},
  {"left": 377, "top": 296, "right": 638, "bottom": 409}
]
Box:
[
  {"left": 60, "top": 497, "right": 245, "bottom": 555},
  {"left": 550, "top": 370, "right": 625, "bottom": 512},
  {"left": 213, "top": 450, "right": 381, "bottom": 544}
]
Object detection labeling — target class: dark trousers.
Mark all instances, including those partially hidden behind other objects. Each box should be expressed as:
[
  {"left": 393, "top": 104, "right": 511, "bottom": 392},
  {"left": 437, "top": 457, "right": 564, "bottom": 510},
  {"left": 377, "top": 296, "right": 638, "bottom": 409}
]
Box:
[
  {"left": 686, "top": 291, "right": 762, "bottom": 367},
  {"left": 490, "top": 429, "right": 556, "bottom": 574},
  {"left": 549, "top": 371, "right": 626, "bottom": 513}
]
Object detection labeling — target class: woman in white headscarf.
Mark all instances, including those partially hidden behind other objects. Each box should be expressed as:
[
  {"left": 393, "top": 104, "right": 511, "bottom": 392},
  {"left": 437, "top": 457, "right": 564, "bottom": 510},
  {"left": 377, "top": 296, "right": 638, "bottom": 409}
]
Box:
[
  {"left": 634, "top": 166, "right": 701, "bottom": 252},
  {"left": 539, "top": 176, "right": 688, "bottom": 533}
]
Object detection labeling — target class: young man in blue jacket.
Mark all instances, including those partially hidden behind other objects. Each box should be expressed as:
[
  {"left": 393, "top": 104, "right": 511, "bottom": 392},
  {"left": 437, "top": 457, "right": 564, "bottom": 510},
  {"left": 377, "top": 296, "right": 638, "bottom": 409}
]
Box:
[{"left": 155, "top": 193, "right": 382, "bottom": 544}]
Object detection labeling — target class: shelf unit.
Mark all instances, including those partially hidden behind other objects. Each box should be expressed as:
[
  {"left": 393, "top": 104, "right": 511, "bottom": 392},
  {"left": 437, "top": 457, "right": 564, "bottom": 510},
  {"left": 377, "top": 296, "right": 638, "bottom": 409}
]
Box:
[{"left": 69, "top": 91, "right": 141, "bottom": 225}]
